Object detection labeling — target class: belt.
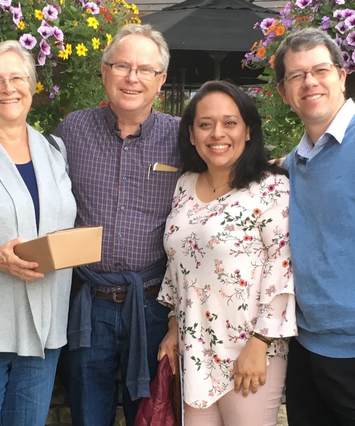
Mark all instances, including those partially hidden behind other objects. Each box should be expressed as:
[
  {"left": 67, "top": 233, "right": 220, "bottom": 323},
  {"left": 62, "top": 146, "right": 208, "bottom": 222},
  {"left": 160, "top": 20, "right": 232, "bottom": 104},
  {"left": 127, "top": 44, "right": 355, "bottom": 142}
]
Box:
[{"left": 94, "top": 284, "right": 160, "bottom": 304}]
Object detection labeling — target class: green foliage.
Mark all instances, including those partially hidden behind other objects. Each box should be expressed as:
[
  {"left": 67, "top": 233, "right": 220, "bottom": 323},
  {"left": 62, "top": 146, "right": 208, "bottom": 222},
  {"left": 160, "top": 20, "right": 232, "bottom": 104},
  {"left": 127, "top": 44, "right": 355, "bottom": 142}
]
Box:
[
  {"left": 244, "top": 0, "right": 354, "bottom": 156},
  {"left": 0, "top": 0, "right": 141, "bottom": 132}
]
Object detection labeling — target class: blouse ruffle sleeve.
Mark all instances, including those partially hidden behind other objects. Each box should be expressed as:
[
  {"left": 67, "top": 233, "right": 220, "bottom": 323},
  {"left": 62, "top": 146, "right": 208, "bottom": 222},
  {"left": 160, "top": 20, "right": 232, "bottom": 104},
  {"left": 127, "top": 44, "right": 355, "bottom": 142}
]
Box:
[
  {"left": 253, "top": 174, "right": 297, "bottom": 338},
  {"left": 157, "top": 177, "right": 187, "bottom": 311}
]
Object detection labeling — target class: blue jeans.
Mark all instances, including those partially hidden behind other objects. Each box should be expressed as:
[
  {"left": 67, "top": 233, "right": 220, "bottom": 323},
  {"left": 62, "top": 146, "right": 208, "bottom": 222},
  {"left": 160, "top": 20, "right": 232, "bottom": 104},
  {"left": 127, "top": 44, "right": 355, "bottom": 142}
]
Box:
[
  {"left": 0, "top": 349, "right": 60, "bottom": 426},
  {"left": 60, "top": 296, "right": 169, "bottom": 426}
]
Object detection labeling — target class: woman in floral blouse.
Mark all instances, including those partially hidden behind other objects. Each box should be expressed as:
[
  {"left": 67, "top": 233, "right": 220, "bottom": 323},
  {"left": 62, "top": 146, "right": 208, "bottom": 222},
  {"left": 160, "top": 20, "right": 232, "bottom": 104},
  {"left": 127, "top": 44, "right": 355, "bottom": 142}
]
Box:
[{"left": 158, "top": 80, "right": 297, "bottom": 426}]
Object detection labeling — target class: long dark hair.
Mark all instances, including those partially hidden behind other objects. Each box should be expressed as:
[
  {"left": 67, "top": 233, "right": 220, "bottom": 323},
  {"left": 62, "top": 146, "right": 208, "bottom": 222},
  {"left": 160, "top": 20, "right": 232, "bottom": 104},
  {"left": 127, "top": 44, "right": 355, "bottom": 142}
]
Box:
[{"left": 179, "top": 80, "right": 286, "bottom": 189}]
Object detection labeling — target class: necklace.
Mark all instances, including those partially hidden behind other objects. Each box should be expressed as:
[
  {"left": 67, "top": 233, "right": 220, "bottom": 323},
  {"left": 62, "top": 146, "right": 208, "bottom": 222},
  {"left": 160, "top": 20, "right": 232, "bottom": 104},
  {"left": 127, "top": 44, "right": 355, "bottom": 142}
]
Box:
[{"left": 204, "top": 173, "right": 231, "bottom": 193}]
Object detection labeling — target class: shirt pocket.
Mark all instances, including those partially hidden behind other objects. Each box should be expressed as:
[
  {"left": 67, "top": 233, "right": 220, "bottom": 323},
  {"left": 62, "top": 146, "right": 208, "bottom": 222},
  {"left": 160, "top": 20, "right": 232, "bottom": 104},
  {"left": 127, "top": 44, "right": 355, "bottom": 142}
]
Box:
[{"left": 142, "top": 169, "right": 180, "bottom": 219}]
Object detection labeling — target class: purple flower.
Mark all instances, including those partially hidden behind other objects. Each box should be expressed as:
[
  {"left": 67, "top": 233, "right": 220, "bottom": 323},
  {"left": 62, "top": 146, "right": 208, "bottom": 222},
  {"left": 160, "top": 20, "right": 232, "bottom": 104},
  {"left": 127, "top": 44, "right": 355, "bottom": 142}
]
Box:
[
  {"left": 336, "top": 21, "right": 348, "bottom": 34},
  {"left": 37, "top": 51, "right": 46, "bottom": 66},
  {"left": 38, "top": 23, "right": 53, "bottom": 39},
  {"left": 0, "top": 0, "right": 11, "bottom": 8},
  {"left": 244, "top": 52, "right": 256, "bottom": 64},
  {"left": 52, "top": 26, "right": 64, "bottom": 41},
  {"left": 344, "top": 15, "right": 355, "bottom": 30},
  {"left": 280, "top": 1, "right": 292, "bottom": 17},
  {"left": 335, "top": 0, "right": 345, "bottom": 4},
  {"left": 10, "top": 4, "right": 22, "bottom": 25},
  {"left": 352, "top": 49, "right": 355, "bottom": 64},
  {"left": 260, "top": 18, "right": 276, "bottom": 34},
  {"left": 39, "top": 39, "right": 51, "bottom": 56},
  {"left": 19, "top": 33, "right": 37, "bottom": 50},
  {"left": 281, "top": 17, "right": 293, "bottom": 29},
  {"left": 85, "top": 2, "right": 99, "bottom": 14},
  {"left": 264, "top": 33, "right": 276, "bottom": 46},
  {"left": 320, "top": 16, "right": 331, "bottom": 30},
  {"left": 335, "top": 34, "right": 344, "bottom": 47},
  {"left": 337, "top": 9, "right": 355, "bottom": 19},
  {"left": 295, "top": 0, "right": 312, "bottom": 9},
  {"left": 346, "top": 31, "right": 355, "bottom": 47},
  {"left": 342, "top": 51, "right": 350, "bottom": 63},
  {"left": 49, "top": 85, "right": 60, "bottom": 99},
  {"left": 43, "top": 4, "right": 58, "bottom": 21}
]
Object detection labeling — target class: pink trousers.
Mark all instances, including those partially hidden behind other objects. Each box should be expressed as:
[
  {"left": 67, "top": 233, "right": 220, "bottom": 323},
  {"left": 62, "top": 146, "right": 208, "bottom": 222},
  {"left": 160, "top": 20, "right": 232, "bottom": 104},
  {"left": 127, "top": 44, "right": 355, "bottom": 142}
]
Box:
[{"left": 184, "top": 356, "right": 286, "bottom": 426}]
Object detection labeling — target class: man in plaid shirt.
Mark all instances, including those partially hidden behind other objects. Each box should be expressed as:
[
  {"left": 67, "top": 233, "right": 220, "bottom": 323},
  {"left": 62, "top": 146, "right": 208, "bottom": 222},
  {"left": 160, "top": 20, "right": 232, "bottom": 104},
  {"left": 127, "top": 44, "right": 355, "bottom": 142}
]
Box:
[{"left": 56, "top": 24, "right": 180, "bottom": 426}]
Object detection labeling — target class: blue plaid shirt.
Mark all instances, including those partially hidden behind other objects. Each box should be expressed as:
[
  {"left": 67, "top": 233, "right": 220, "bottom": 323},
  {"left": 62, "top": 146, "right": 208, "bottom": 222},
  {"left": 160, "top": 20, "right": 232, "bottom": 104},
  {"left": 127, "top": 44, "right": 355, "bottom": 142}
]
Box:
[{"left": 56, "top": 106, "right": 181, "bottom": 273}]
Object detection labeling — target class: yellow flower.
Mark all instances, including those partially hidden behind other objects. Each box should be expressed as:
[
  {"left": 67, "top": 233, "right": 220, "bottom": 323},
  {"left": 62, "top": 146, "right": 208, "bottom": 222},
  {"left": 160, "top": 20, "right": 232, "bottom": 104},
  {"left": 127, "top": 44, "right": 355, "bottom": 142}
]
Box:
[
  {"left": 131, "top": 4, "right": 139, "bottom": 14},
  {"left": 76, "top": 43, "right": 88, "bottom": 57},
  {"left": 129, "top": 16, "right": 141, "bottom": 24},
  {"left": 91, "top": 37, "right": 100, "bottom": 50},
  {"left": 60, "top": 0, "right": 65, "bottom": 4},
  {"left": 58, "top": 44, "right": 73, "bottom": 61},
  {"left": 58, "top": 50, "right": 69, "bottom": 60},
  {"left": 35, "top": 81, "right": 44, "bottom": 94},
  {"left": 87, "top": 16, "right": 99, "bottom": 30},
  {"left": 106, "top": 33, "right": 112, "bottom": 45},
  {"left": 34, "top": 10, "right": 44, "bottom": 20},
  {"left": 17, "top": 20, "right": 26, "bottom": 30}
]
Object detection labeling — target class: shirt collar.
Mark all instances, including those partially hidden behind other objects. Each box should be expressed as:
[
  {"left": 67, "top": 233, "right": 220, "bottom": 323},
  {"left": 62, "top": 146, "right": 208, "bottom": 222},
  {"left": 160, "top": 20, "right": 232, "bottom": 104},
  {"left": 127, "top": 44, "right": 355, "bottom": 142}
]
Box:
[
  {"left": 296, "top": 98, "right": 355, "bottom": 159},
  {"left": 102, "top": 106, "right": 156, "bottom": 140}
]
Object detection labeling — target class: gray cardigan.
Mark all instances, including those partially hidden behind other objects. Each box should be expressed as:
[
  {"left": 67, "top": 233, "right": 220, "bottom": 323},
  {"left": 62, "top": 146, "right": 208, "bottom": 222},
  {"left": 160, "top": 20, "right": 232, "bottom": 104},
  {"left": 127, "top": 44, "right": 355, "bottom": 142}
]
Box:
[{"left": 0, "top": 125, "right": 76, "bottom": 357}]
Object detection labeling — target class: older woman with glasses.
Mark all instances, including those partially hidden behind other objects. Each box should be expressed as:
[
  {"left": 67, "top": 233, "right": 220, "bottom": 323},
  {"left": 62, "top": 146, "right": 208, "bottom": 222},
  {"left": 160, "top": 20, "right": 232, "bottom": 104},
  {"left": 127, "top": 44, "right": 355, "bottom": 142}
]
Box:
[{"left": 0, "top": 40, "right": 76, "bottom": 426}]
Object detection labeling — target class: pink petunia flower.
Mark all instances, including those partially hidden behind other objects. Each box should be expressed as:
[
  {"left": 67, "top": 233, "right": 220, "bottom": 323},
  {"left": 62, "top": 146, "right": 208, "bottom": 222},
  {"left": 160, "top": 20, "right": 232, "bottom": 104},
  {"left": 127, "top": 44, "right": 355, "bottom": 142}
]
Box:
[
  {"left": 0, "top": 0, "right": 11, "bottom": 8},
  {"left": 43, "top": 4, "right": 58, "bottom": 21},
  {"left": 85, "top": 2, "right": 99, "bottom": 14},
  {"left": 344, "top": 15, "right": 355, "bottom": 30},
  {"left": 10, "top": 3, "right": 22, "bottom": 25},
  {"left": 19, "top": 33, "right": 37, "bottom": 50},
  {"left": 336, "top": 21, "right": 347, "bottom": 34},
  {"left": 38, "top": 22, "right": 53, "bottom": 39},
  {"left": 37, "top": 51, "right": 46, "bottom": 66},
  {"left": 52, "top": 26, "right": 64, "bottom": 41},
  {"left": 40, "top": 39, "right": 51, "bottom": 56},
  {"left": 295, "top": 0, "right": 312, "bottom": 9},
  {"left": 259, "top": 18, "right": 276, "bottom": 35},
  {"left": 346, "top": 31, "right": 355, "bottom": 47}
]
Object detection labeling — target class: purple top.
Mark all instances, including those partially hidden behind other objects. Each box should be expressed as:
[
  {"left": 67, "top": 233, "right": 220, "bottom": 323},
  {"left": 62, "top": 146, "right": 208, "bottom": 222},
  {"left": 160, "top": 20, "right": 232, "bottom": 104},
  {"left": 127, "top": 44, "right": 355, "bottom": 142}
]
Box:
[{"left": 56, "top": 107, "right": 181, "bottom": 273}]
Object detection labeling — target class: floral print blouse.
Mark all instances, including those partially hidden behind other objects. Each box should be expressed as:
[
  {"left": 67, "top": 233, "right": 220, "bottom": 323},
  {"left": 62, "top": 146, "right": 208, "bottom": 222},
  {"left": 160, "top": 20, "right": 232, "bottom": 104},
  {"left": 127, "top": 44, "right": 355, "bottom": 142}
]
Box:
[{"left": 158, "top": 172, "right": 297, "bottom": 408}]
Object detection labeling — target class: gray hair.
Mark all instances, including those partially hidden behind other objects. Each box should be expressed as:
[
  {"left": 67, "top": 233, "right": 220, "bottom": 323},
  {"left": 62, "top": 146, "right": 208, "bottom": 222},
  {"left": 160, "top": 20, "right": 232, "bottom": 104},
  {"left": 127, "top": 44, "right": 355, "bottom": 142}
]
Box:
[
  {"left": 102, "top": 24, "right": 170, "bottom": 72},
  {"left": 0, "top": 40, "right": 36, "bottom": 94},
  {"left": 274, "top": 28, "right": 344, "bottom": 84}
]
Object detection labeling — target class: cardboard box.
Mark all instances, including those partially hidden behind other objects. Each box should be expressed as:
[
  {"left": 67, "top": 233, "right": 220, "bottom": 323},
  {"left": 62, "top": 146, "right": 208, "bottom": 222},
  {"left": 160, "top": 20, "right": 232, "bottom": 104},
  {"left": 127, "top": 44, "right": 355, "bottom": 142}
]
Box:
[{"left": 14, "top": 226, "right": 103, "bottom": 273}]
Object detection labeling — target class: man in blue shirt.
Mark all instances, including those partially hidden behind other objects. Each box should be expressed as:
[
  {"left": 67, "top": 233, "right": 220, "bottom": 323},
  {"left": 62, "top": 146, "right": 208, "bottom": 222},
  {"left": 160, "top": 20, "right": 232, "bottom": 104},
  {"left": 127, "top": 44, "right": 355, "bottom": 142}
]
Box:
[
  {"left": 56, "top": 24, "right": 180, "bottom": 426},
  {"left": 274, "top": 28, "right": 355, "bottom": 426}
]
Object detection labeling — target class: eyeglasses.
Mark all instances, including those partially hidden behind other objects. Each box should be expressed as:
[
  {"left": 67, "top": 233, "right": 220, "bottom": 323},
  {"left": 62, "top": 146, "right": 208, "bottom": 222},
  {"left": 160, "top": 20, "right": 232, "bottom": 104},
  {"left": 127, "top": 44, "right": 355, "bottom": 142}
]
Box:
[
  {"left": 282, "top": 63, "right": 339, "bottom": 85},
  {"left": 105, "top": 62, "right": 164, "bottom": 81},
  {"left": 0, "top": 75, "right": 30, "bottom": 90}
]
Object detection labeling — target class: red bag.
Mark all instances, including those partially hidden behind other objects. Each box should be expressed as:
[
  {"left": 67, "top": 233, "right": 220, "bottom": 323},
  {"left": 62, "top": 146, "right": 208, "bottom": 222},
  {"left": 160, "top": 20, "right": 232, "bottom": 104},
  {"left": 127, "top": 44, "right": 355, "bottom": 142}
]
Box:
[{"left": 134, "top": 355, "right": 180, "bottom": 426}]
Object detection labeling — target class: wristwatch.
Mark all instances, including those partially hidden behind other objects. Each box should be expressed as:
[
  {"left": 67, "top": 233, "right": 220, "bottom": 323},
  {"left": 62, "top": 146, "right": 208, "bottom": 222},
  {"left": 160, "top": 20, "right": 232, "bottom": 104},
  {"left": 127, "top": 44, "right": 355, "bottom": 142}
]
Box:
[{"left": 251, "top": 331, "right": 273, "bottom": 346}]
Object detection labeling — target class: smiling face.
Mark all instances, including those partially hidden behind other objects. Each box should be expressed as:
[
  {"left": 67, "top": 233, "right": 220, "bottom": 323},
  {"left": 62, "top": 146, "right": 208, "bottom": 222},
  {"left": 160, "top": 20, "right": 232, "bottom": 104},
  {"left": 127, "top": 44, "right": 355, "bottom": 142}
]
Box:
[
  {"left": 0, "top": 50, "right": 32, "bottom": 127},
  {"left": 101, "top": 34, "right": 166, "bottom": 121},
  {"left": 190, "top": 91, "right": 250, "bottom": 175},
  {"left": 278, "top": 45, "right": 346, "bottom": 140}
]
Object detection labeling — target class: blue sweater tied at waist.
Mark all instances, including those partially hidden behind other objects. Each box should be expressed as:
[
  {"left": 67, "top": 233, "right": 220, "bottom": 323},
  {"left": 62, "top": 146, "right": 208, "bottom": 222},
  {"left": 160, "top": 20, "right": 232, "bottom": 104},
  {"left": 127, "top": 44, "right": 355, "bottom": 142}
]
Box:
[{"left": 67, "top": 258, "right": 166, "bottom": 400}]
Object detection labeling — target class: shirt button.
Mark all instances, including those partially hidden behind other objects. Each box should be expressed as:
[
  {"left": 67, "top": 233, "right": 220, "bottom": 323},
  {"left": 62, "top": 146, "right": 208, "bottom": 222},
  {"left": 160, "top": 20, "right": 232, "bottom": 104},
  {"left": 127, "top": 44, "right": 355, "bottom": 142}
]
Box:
[
  {"left": 120, "top": 206, "right": 125, "bottom": 211},
  {"left": 122, "top": 176, "right": 127, "bottom": 181},
  {"left": 123, "top": 146, "right": 128, "bottom": 151}
]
